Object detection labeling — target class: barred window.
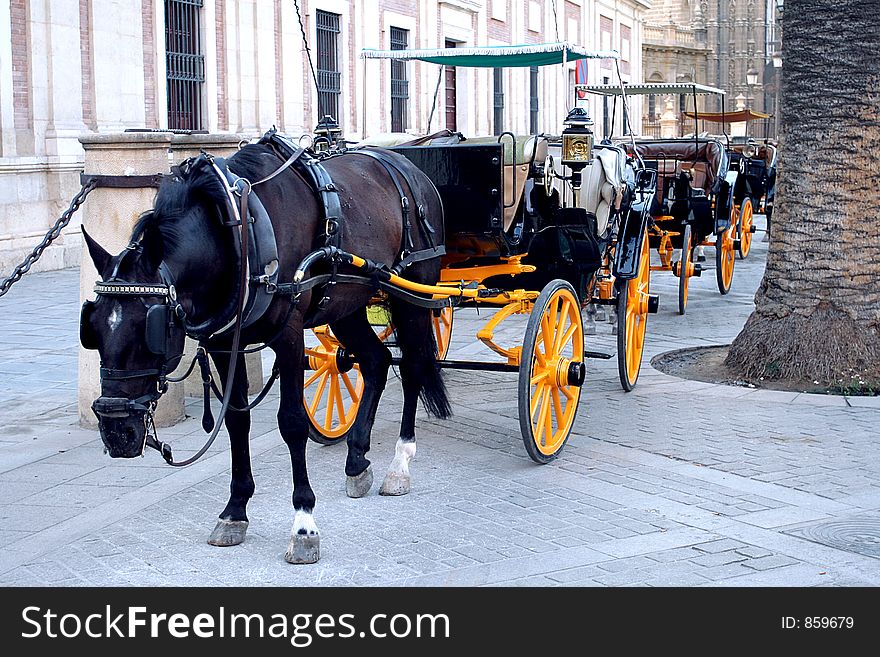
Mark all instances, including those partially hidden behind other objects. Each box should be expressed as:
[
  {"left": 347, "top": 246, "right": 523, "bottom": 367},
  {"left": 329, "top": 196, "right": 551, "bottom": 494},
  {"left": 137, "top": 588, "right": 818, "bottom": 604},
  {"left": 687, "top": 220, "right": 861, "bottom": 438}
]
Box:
[
  {"left": 316, "top": 10, "right": 341, "bottom": 122},
  {"left": 390, "top": 27, "right": 409, "bottom": 132},
  {"left": 493, "top": 68, "right": 504, "bottom": 135},
  {"left": 165, "top": 0, "right": 205, "bottom": 130}
]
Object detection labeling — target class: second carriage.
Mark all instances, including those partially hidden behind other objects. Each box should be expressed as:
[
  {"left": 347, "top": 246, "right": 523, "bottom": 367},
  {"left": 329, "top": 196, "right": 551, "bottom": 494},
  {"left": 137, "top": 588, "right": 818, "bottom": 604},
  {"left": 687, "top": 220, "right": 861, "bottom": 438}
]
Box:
[{"left": 581, "top": 82, "right": 753, "bottom": 314}]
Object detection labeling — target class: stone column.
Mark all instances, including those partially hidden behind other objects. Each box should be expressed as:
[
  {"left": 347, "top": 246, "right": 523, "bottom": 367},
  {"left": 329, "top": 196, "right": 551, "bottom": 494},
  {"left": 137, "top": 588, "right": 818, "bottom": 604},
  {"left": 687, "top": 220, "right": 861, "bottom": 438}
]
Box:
[
  {"left": 660, "top": 97, "right": 678, "bottom": 138},
  {"left": 77, "top": 132, "right": 182, "bottom": 429},
  {"left": 168, "top": 133, "right": 266, "bottom": 397}
]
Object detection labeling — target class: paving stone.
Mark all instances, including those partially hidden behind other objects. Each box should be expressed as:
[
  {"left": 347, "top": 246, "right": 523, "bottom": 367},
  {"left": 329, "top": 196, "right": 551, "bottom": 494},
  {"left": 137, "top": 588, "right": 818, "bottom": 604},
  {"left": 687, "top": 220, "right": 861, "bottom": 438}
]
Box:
[{"left": 2, "top": 245, "right": 878, "bottom": 586}]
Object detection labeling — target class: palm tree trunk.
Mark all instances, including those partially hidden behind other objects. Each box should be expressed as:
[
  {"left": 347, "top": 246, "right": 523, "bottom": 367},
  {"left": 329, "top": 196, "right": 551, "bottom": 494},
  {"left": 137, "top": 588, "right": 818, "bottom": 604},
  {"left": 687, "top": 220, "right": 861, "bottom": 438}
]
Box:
[{"left": 725, "top": 0, "right": 880, "bottom": 390}]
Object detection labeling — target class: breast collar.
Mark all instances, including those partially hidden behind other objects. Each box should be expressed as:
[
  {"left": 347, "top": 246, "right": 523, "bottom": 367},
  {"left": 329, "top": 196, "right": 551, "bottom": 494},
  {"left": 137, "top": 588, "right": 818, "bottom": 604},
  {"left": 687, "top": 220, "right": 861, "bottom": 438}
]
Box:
[{"left": 183, "top": 154, "right": 280, "bottom": 341}]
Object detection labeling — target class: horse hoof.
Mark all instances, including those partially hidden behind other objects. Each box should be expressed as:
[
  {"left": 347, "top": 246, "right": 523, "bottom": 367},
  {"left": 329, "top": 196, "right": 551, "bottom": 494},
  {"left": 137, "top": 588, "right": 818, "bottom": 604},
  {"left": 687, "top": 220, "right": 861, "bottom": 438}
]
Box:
[
  {"left": 379, "top": 472, "right": 411, "bottom": 496},
  {"left": 207, "top": 519, "right": 248, "bottom": 547},
  {"left": 285, "top": 532, "right": 320, "bottom": 564},
  {"left": 346, "top": 466, "right": 373, "bottom": 498}
]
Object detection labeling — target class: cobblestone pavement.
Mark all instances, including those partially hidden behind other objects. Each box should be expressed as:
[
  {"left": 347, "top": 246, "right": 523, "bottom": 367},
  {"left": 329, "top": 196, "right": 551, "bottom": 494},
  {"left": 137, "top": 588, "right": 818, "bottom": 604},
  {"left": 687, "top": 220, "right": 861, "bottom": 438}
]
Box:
[{"left": 1, "top": 215, "right": 879, "bottom": 587}]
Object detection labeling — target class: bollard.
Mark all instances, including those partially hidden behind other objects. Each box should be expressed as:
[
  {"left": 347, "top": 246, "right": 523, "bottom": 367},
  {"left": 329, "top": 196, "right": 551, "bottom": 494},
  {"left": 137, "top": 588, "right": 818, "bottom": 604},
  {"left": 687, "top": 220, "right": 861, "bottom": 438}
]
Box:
[{"left": 77, "top": 132, "right": 183, "bottom": 429}]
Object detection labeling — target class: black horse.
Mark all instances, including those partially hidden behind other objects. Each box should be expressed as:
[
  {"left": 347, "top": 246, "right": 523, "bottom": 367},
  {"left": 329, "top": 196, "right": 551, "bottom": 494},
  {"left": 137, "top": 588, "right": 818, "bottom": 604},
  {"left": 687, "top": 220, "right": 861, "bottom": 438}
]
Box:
[{"left": 79, "top": 137, "right": 450, "bottom": 563}]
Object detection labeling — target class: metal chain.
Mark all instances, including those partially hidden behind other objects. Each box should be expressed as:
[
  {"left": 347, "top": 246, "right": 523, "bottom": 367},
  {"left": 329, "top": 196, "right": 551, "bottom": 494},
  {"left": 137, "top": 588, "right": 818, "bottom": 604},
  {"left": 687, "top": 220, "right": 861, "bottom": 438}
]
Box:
[
  {"left": 0, "top": 178, "right": 97, "bottom": 298},
  {"left": 293, "top": 0, "right": 322, "bottom": 109}
]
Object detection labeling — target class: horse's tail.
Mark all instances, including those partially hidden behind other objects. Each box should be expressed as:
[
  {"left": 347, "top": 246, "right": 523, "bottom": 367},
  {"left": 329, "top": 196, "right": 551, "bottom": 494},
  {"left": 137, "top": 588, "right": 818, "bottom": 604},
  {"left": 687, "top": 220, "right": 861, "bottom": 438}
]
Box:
[
  {"left": 419, "top": 317, "right": 452, "bottom": 419},
  {"left": 389, "top": 300, "right": 452, "bottom": 420}
]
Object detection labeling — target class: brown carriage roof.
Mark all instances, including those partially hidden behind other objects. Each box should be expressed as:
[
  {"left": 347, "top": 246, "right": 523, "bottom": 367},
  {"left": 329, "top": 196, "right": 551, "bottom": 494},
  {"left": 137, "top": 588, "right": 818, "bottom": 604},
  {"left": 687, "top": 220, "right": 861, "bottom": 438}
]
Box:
[{"left": 682, "top": 109, "right": 772, "bottom": 122}]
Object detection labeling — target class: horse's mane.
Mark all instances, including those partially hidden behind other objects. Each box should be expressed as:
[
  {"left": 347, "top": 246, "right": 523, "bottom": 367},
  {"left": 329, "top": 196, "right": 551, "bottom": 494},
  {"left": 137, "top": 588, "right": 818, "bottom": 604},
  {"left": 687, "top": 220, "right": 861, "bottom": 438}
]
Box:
[{"left": 129, "top": 148, "right": 268, "bottom": 263}]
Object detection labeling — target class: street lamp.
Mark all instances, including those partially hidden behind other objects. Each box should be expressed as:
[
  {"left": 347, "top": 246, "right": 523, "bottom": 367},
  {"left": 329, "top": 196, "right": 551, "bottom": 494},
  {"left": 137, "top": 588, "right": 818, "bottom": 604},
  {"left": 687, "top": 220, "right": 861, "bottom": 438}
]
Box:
[{"left": 746, "top": 68, "right": 759, "bottom": 87}]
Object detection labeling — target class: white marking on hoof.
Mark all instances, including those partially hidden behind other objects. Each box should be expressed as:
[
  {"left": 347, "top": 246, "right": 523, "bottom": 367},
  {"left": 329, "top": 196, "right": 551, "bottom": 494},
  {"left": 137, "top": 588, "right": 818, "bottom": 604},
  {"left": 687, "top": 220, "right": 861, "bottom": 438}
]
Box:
[
  {"left": 292, "top": 509, "right": 318, "bottom": 535},
  {"left": 207, "top": 519, "right": 248, "bottom": 547},
  {"left": 380, "top": 439, "right": 416, "bottom": 496},
  {"left": 346, "top": 465, "right": 373, "bottom": 498},
  {"left": 285, "top": 510, "right": 320, "bottom": 564}
]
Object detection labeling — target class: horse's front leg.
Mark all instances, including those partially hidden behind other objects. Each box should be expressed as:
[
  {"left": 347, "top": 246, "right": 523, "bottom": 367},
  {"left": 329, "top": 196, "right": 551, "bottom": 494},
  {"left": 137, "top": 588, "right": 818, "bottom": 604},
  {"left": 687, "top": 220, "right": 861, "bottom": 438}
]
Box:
[
  {"left": 207, "top": 351, "right": 254, "bottom": 547},
  {"left": 274, "top": 329, "right": 320, "bottom": 564}
]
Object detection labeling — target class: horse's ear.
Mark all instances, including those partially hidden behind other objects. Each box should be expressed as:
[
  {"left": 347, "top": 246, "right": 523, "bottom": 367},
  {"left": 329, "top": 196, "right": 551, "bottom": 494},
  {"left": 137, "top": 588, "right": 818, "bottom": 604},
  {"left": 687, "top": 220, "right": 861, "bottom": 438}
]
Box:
[
  {"left": 139, "top": 212, "right": 164, "bottom": 272},
  {"left": 82, "top": 227, "right": 111, "bottom": 274}
]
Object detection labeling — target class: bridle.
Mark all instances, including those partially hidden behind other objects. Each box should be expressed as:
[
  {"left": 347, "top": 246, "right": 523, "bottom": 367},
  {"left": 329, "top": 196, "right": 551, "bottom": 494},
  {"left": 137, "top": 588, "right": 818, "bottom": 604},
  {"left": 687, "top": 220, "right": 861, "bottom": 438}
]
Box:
[{"left": 82, "top": 243, "right": 189, "bottom": 458}]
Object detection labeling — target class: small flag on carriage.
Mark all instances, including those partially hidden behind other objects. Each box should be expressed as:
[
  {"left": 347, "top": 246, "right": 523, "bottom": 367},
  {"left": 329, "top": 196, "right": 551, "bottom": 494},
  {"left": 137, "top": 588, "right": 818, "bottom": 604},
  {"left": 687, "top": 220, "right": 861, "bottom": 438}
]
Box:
[{"left": 575, "top": 58, "right": 588, "bottom": 99}]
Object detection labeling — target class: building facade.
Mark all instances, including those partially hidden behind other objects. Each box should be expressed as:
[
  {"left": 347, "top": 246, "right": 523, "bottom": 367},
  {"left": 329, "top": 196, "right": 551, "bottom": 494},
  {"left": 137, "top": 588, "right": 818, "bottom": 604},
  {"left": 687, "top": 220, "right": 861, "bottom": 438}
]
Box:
[
  {"left": 640, "top": 0, "right": 781, "bottom": 137},
  {"left": 1, "top": 0, "right": 650, "bottom": 275}
]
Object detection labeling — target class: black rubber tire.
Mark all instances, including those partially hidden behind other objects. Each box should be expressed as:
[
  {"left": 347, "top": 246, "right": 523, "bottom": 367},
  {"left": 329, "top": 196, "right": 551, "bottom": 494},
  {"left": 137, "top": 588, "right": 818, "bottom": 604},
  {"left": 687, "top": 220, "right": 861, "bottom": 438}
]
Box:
[{"left": 678, "top": 223, "right": 692, "bottom": 315}]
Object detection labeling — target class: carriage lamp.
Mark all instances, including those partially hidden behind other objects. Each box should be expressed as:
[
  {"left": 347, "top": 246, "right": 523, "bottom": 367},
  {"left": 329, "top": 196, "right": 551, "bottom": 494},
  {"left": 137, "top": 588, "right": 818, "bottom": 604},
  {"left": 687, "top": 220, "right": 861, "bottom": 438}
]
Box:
[
  {"left": 313, "top": 115, "right": 343, "bottom": 151},
  {"left": 561, "top": 107, "right": 595, "bottom": 170},
  {"left": 561, "top": 107, "right": 595, "bottom": 198}
]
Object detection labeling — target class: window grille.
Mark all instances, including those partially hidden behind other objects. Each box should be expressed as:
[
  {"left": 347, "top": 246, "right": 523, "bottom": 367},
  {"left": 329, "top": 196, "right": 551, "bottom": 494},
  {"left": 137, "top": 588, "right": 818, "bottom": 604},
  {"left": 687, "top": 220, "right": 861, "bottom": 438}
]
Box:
[
  {"left": 390, "top": 27, "right": 409, "bottom": 132},
  {"left": 165, "top": 0, "right": 205, "bottom": 130},
  {"left": 316, "top": 10, "right": 341, "bottom": 121}
]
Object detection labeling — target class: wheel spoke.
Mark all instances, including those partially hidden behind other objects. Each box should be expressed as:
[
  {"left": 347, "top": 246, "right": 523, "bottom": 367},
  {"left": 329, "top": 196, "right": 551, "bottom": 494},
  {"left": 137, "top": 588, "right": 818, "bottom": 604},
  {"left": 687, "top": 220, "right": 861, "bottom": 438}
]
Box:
[
  {"left": 535, "top": 388, "right": 551, "bottom": 445},
  {"left": 530, "top": 382, "right": 546, "bottom": 418},
  {"left": 552, "top": 298, "right": 570, "bottom": 355},
  {"left": 557, "top": 322, "right": 578, "bottom": 356},
  {"left": 309, "top": 373, "right": 328, "bottom": 415},
  {"left": 341, "top": 371, "right": 360, "bottom": 401},
  {"left": 304, "top": 364, "right": 328, "bottom": 389},
  {"left": 324, "top": 377, "right": 338, "bottom": 429},
  {"left": 551, "top": 387, "right": 565, "bottom": 433},
  {"left": 334, "top": 377, "right": 346, "bottom": 423},
  {"left": 530, "top": 370, "right": 549, "bottom": 387}
]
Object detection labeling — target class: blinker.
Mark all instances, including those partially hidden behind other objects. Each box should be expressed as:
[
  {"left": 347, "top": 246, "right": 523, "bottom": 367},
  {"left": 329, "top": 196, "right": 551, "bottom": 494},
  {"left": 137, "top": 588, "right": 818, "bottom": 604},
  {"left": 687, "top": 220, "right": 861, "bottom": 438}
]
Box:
[
  {"left": 80, "top": 301, "right": 98, "bottom": 350},
  {"left": 145, "top": 303, "right": 169, "bottom": 355}
]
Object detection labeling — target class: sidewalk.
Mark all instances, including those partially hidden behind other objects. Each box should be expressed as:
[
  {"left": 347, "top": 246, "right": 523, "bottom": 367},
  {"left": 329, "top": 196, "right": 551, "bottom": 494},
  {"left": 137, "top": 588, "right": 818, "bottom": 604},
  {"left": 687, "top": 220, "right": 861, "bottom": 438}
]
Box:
[{"left": 1, "top": 215, "right": 878, "bottom": 586}]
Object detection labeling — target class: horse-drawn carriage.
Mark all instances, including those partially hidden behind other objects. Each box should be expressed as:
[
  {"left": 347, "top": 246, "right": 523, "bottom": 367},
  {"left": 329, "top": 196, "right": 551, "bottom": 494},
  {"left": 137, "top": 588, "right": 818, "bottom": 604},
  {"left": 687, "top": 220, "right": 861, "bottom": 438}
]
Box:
[
  {"left": 728, "top": 138, "right": 777, "bottom": 252},
  {"left": 581, "top": 82, "right": 750, "bottom": 314},
  {"left": 78, "top": 43, "right": 657, "bottom": 563}
]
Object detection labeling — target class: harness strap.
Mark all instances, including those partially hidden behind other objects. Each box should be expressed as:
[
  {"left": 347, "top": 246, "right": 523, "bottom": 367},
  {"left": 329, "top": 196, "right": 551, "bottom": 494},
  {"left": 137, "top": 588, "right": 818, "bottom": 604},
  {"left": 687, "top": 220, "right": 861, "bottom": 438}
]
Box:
[
  {"left": 391, "top": 246, "right": 447, "bottom": 276},
  {"left": 100, "top": 367, "right": 162, "bottom": 380},
  {"left": 348, "top": 148, "right": 441, "bottom": 256}
]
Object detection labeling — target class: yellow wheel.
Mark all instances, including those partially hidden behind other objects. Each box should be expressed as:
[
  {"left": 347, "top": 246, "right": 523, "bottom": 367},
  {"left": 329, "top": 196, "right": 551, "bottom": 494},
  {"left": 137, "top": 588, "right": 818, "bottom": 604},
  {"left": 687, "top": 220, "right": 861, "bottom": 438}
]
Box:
[
  {"left": 617, "top": 230, "right": 650, "bottom": 391},
  {"left": 715, "top": 211, "right": 736, "bottom": 295},
  {"left": 737, "top": 197, "right": 754, "bottom": 259},
  {"left": 676, "top": 224, "right": 692, "bottom": 315},
  {"left": 518, "top": 280, "right": 585, "bottom": 463},
  {"left": 304, "top": 326, "right": 363, "bottom": 445},
  {"left": 432, "top": 307, "right": 454, "bottom": 360}
]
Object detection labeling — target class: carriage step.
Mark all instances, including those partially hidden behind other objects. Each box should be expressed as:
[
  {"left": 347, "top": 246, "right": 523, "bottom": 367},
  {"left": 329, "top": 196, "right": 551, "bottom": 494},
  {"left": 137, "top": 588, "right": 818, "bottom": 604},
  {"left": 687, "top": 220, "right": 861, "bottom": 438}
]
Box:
[
  {"left": 584, "top": 350, "right": 612, "bottom": 360},
  {"left": 647, "top": 294, "right": 660, "bottom": 314},
  {"left": 749, "top": 225, "right": 757, "bottom": 233}
]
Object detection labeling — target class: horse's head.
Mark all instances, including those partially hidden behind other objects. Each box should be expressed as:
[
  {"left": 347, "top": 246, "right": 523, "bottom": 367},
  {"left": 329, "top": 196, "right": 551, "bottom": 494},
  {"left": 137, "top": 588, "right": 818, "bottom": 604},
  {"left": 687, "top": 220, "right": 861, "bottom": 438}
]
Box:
[{"left": 80, "top": 226, "right": 186, "bottom": 458}]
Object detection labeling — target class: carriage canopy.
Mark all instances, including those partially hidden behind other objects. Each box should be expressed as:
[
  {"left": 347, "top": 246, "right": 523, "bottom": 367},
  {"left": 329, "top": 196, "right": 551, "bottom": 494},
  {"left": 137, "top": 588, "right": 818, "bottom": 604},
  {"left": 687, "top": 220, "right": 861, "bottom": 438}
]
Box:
[{"left": 361, "top": 42, "right": 619, "bottom": 67}]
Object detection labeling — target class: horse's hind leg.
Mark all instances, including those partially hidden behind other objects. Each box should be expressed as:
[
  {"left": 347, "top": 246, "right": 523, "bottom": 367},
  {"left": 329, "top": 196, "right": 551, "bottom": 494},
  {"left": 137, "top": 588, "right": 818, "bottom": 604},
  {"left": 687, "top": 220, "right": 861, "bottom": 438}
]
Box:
[
  {"left": 381, "top": 300, "right": 451, "bottom": 496},
  {"left": 207, "top": 352, "right": 253, "bottom": 547},
  {"left": 329, "top": 309, "right": 392, "bottom": 498}
]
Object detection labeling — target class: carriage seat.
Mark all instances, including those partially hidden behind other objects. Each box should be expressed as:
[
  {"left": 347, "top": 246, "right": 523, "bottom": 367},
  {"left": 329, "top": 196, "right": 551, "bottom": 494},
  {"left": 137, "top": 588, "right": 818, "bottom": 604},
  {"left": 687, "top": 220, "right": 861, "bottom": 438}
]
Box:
[
  {"left": 633, "top": 139, "right": 726, "bottom": 198},
  {"left": 578, "top": 145, "right": 627, "bottom": 238},
  {"left": 464, "top": 135, "right": 549, "bottom": 230}
]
